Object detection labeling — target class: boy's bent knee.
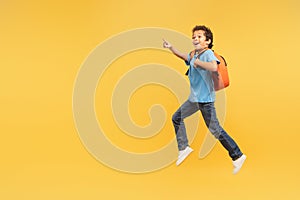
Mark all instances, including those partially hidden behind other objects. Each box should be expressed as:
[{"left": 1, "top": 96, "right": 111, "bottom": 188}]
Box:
[{"left": 172, "top": 112, "right": 181, "bottom": 125}]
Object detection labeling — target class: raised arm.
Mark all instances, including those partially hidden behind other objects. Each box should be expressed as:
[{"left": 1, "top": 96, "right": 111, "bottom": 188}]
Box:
[{"left": 163, "top": 39, "right": 188, "bottom": 61}]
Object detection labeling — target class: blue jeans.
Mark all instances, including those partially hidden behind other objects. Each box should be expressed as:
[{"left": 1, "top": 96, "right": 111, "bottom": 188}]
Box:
[{"left": 172, "top": 100, "right": 243, "bottom": 161}]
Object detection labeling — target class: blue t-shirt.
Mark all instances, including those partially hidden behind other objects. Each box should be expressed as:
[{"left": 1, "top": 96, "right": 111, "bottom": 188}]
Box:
[{"left": 185, "top": 49, "right": 220, "bottom": 103}]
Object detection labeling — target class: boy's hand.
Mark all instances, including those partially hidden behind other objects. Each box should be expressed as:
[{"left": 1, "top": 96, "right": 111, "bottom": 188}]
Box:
[
  {"left": 162, "top": 39, "right": 187, "bottom": 61},
  {"left": 162, "top": 39, "right": 172, "bottom": 48}
]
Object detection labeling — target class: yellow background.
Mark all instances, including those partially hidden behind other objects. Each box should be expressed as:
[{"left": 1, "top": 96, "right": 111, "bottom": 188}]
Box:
[{"left": 1, "top": 0, "right": 300, "bottom": 199}]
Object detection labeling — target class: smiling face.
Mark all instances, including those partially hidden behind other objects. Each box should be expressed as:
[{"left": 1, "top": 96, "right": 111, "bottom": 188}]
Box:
[{"left": 192, "top": 30, "right": 211, "bottom": 50}]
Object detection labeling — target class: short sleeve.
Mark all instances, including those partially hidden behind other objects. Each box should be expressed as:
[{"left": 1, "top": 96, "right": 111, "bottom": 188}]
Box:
[
  {"left": 185, "top": 53, "right": 191, "bottom": 66},
  {"left": 204, "top": 50, "right": 220, "bottom": 64}
]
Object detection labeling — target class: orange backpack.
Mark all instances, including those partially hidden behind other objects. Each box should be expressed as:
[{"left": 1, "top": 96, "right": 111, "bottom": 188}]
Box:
[{"left": 185, "top": 49, "right": 230, "bottom": 91}]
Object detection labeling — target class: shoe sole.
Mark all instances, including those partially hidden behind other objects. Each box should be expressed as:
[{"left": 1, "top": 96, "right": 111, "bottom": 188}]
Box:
[
  {"left": 176, "top": 148, "right": 193, "bottom": 166},
  {"left": 233, "top": 155, "right": 247, "bottom": 174}
]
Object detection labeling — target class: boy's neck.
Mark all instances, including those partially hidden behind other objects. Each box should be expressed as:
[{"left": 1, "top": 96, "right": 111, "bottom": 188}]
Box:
[{"left": 195, "top": 47, "right": 208, "bottom": 54}]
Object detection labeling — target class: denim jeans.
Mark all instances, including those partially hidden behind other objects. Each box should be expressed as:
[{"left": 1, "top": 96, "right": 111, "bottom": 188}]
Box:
[{"left": 172, "top": 100, "right": 243, "bottom": 161}]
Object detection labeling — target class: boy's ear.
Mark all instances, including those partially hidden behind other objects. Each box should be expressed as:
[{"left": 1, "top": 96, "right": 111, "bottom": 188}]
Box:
[{"left": 206, "top": 39, "right": 211, "bottom": 45}]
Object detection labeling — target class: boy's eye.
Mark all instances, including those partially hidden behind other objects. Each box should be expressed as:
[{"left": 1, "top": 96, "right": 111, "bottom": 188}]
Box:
[{"left": 192, "top": 35, "right": 201, "bottom": 39}]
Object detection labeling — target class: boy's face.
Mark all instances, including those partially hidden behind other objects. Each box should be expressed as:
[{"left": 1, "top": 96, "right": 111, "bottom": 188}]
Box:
[{"left": 192, "top": 30, "right": 210, "bottom": 50}]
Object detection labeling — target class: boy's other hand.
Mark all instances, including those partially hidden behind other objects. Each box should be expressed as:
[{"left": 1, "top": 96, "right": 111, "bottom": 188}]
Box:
[{"left": 163, "top": 39, "right": 172, "bottom": 48}]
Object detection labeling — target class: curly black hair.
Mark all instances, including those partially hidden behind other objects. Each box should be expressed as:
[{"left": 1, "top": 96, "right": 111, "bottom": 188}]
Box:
[{"left": 192, "top": 25, "right": 214, "bottom": 49}]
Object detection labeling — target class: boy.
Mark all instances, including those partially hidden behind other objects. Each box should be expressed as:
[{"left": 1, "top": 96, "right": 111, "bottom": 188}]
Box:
[{"left": 163, "top": 25, "right": 246, "bottom": 174}]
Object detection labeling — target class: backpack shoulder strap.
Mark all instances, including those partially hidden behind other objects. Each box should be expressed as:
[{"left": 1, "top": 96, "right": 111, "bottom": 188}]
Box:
[
  {"left": 189, "top": 50, "right": 195, "bottom": 60},
  {"left": 196, "top": 48, "right": 208, "bottom": 58},
  {"left": 185, "top": 49, "right": 208, "bottom": 76}
]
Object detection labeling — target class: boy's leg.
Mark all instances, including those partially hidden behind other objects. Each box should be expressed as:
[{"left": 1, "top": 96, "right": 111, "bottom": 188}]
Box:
[
  {"left": 172, "top": 100, "right": 199, "bottom": 151},
  {"left": 199, "top": 102, "right": 246, "bottom": 173},
  {"left": 199, "top": 102, "right": 243, "bottom": 160}
]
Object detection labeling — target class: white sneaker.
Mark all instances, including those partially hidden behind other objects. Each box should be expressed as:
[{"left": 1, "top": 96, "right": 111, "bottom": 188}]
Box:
[
  {"left": 232, "top": 154, "right": 247, "bottom": 174},
  {"left": 176, "top": 146, "right": 193, "bottom": 166}
]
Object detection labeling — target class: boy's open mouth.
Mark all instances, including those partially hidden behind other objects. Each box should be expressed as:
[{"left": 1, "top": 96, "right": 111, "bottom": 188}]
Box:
[{"left": 193, "top": 42, "right": 200, "bottom": 46}]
